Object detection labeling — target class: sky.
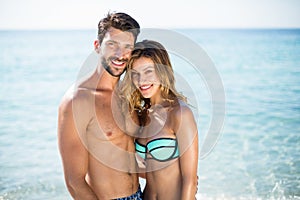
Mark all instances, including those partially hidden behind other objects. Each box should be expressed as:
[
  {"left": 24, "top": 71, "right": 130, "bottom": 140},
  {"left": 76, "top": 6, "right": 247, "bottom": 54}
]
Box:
[{"left": 0, "top": 0, "right": 300, "bottom": 30}]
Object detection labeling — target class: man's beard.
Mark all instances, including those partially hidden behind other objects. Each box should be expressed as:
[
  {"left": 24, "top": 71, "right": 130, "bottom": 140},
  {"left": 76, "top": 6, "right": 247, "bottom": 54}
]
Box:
[{"left": 102, "top": 57, "right": 127, "bottom": 77}]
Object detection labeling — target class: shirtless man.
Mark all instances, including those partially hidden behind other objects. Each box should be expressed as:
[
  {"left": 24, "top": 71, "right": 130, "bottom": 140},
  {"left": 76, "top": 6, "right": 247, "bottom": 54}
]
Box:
[{"left": 57, "top": 12, "right": 141, "bottom": 199}]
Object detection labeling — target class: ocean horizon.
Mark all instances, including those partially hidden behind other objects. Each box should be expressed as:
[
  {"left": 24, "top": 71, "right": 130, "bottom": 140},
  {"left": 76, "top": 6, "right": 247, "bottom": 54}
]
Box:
[{"left": 0, "top": 28, "right": 299, "bottom": 199}]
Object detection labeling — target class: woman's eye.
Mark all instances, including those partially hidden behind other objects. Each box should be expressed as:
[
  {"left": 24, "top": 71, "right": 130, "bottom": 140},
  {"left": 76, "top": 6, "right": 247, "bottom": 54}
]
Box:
[
  {"left": 131, "top": 72, "right": 139, "bottom": 79},
  {"left": 145, "top": 70, "right": 153, "bottom": 74}
]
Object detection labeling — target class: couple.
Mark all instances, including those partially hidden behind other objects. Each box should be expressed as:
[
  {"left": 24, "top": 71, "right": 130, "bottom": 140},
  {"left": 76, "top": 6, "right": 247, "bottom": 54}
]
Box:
[{"left": 58, "top": 12, "right": 198, "bottom": 200}]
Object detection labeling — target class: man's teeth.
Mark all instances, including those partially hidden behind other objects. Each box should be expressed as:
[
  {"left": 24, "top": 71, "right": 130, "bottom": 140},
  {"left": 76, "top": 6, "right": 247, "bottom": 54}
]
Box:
[{"left": 112, "top": 60, "right": 124, "bottom": 66}]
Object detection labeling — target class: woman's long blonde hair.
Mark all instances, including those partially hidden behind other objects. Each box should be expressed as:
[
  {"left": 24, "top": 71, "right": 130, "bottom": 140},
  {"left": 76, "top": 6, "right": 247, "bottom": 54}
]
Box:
[{"left": 120, "top": 40, "right": 186, "bottom": 114}]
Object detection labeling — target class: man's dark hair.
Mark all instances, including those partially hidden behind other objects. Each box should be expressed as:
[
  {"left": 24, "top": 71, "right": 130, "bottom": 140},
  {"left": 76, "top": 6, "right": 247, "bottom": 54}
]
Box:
[{"left": 98, "top": 12, "right": 140, "bottom": 44}]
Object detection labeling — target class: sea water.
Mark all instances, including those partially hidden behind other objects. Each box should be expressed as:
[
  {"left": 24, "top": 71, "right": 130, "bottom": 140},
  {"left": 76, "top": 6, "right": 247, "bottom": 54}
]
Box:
[{"left": 0, "top": 29, "right": 299, "bottom": 199}]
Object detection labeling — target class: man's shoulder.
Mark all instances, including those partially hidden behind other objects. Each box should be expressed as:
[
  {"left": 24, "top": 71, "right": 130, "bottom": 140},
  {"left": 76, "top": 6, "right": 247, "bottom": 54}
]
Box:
[{"left": 59, "top": 84, "right": 93, "bottom": 112}]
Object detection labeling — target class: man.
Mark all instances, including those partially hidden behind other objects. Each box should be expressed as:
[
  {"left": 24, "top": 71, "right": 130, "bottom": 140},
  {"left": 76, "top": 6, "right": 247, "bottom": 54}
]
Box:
[{"left": 57, "top": 12, "right": 141, "bottom": 199}]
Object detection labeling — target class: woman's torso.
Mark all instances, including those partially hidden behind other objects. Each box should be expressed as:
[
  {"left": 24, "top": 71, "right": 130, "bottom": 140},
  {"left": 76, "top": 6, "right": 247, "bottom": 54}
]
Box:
[{"left": 135, "top": 103, "right": 183, "bottom": 199}]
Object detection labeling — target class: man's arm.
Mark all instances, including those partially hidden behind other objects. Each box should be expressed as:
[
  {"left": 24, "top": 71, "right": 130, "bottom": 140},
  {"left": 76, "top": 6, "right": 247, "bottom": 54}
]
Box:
[{"left": 57, "top": 97, "right": 98, "bottom": 200}]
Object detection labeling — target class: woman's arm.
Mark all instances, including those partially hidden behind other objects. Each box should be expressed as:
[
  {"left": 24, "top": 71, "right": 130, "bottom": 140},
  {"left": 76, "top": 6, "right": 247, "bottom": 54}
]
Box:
[
  {"left": 126, "top": 109, "right": 147, "bottom": 178},
  {"left": 176, "top": 105, "right": 199, "bottom": 200},
  {"left": 135, "top": 153, "right": 146, "bottom": 179}
]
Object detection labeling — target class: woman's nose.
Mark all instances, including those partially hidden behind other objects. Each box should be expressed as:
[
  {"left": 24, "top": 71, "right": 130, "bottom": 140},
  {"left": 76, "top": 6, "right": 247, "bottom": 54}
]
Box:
[{"left": 138, "top": 74, "right": 148, "bottom": 85}]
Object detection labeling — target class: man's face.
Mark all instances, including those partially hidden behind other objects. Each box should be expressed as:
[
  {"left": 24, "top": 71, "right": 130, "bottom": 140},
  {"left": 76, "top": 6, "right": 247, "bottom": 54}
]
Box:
[{"left": 99, "top": 27, "right": 135, "bottom": 77}]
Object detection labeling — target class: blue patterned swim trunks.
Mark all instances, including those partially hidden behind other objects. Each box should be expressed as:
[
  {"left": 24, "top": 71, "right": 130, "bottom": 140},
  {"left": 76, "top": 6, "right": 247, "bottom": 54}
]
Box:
[{"left": 113, "top": 186, "right": 143, "bottom": 200}]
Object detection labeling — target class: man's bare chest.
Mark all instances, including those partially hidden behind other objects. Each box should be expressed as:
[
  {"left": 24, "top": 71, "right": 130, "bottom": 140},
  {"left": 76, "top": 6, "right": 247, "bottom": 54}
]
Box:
[{"left": 88, "top": 95, "right": 125, "bottom": 139}]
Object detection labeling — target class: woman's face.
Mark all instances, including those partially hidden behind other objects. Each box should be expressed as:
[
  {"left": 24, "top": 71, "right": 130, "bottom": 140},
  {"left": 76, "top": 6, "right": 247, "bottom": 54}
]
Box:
[{"left": 131, "top": 57, "right": 161, "bottom": 101}]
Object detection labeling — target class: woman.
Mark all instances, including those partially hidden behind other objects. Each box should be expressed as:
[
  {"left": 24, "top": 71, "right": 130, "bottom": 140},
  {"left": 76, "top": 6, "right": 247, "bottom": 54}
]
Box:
[{"left": 121, "top": 40, "right": 198, "bottom": 200}]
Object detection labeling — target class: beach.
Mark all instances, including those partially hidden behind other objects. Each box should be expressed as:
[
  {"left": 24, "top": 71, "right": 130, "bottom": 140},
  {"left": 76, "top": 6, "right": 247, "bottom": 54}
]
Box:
[{"left": 0, "top": 29, "right": 299, "bottom": 199}]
